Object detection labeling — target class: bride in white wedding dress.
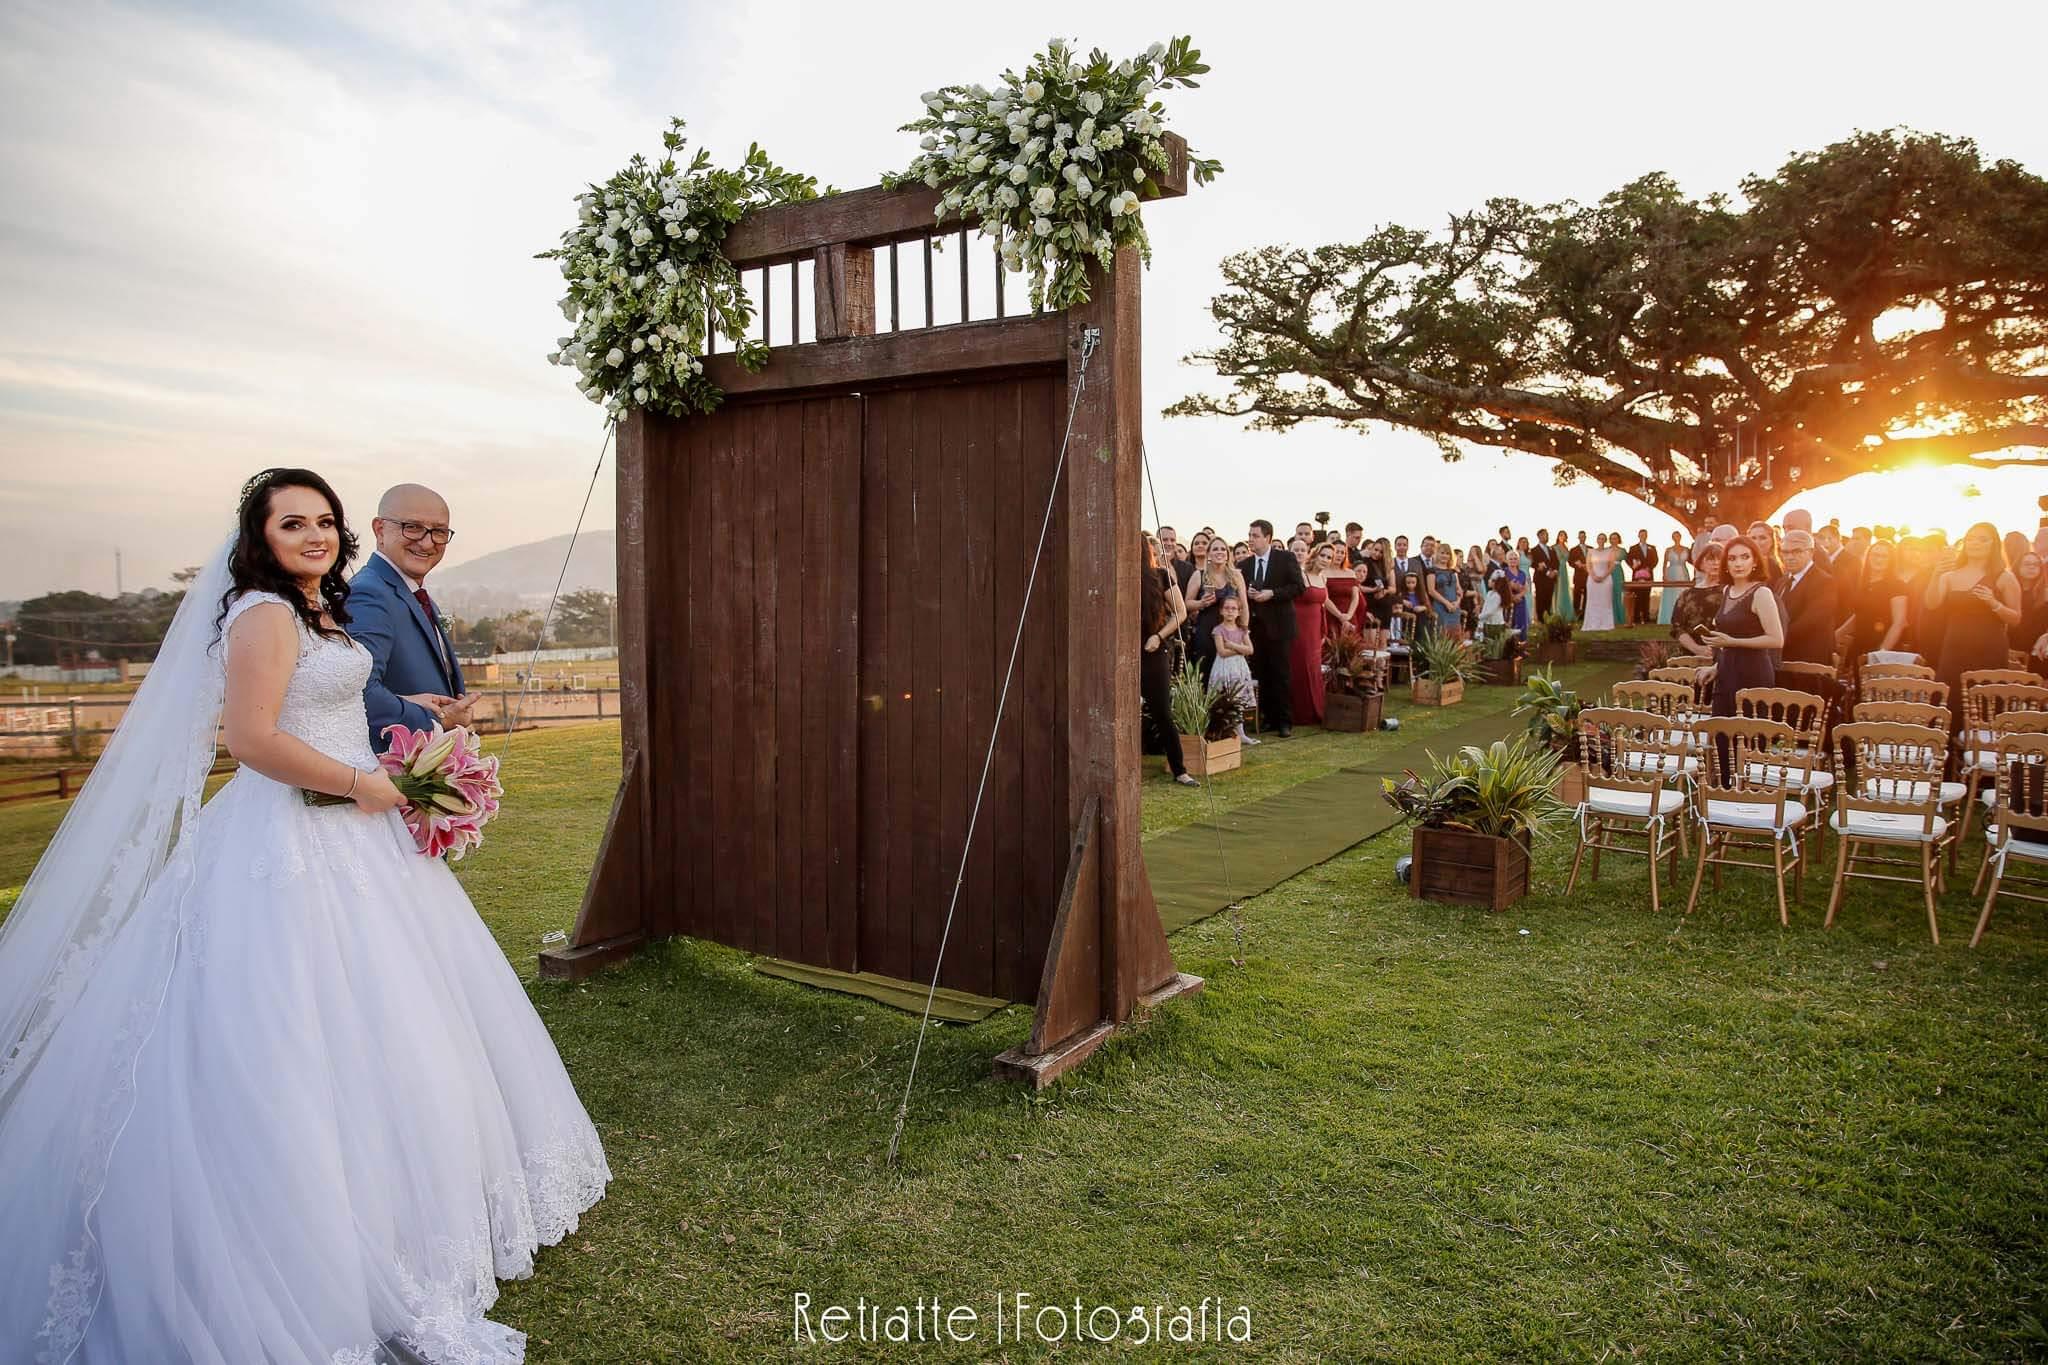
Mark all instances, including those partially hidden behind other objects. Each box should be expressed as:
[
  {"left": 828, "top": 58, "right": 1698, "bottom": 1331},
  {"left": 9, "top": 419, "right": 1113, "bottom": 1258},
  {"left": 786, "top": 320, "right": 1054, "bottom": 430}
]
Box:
[{"left": 0, "top": 469, "right": 609, "bottom": 1364}]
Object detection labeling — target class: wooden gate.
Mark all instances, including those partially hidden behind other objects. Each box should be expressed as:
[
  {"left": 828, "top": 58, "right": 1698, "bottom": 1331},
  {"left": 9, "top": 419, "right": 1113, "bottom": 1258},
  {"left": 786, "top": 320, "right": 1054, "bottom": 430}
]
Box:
[{"left": 543, "top": 140, "right": 1201, "bottom": 1082}]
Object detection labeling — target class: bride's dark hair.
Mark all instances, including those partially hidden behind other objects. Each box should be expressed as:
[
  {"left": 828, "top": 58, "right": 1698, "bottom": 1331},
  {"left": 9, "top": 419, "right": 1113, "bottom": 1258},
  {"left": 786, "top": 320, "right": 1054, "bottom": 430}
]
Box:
[{"left": 218, "top": 468, "right": 358, "bottom": 644}]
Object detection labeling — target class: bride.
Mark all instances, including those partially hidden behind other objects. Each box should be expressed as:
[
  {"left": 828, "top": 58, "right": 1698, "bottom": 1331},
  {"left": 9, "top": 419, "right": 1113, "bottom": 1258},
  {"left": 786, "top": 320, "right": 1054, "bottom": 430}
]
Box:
[
  {"left": 1582, "top": 533, "right": 1618, "bottom": 632},
  {"left": 0, "top": 469, "right": 609, "bottom": 1364}
]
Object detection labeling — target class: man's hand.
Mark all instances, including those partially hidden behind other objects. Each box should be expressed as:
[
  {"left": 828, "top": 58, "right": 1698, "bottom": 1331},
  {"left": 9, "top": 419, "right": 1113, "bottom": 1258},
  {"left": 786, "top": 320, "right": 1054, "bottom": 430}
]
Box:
[
  {"left": 1251, "top": 587, "right": 1275, "bottom": 604},
  {"left": 401, "top": 692, "right": 455, "bottom": 721},
  {"left": 440, "top": 692, "right": 484, "bottom": 728}
]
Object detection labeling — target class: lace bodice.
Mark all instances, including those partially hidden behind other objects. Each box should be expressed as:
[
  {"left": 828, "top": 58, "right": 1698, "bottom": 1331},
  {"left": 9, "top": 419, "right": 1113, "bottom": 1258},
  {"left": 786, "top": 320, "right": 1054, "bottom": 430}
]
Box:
[{"left": 221, "top": 591, "right": 377, "bottom": 769}]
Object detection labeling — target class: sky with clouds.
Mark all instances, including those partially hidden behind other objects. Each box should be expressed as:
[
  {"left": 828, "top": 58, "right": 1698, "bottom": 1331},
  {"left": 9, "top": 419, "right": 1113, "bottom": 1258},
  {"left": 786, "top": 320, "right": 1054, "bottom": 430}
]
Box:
[{"left": 2, "top": 0, "right": 2043, "bottom": 599}]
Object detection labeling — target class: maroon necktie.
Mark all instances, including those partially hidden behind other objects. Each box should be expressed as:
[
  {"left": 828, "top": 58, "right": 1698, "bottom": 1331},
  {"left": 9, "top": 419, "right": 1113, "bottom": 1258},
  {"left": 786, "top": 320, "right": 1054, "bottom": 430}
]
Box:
[{"left": 415, "top": 588, "right": 450, "bottom": 672}]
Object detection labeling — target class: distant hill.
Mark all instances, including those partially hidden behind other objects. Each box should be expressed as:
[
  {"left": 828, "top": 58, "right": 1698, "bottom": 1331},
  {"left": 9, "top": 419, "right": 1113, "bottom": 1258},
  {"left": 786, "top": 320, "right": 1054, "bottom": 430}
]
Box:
[{"left": 428, "top": 532, "right": 615, "bottom": 616}]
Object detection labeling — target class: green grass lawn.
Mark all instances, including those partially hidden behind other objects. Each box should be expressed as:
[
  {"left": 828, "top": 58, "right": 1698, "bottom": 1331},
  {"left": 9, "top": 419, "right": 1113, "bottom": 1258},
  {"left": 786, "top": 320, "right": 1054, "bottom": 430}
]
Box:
[{"left": 1, "top": 685, "right": 2043, "bottom": 1362}]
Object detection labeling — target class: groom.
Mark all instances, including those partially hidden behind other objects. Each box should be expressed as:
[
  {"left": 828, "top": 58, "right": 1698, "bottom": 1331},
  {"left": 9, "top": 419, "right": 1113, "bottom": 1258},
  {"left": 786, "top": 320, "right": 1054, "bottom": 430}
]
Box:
[{"left": 350, "top": 483, "right": 476, "bottom": 752}]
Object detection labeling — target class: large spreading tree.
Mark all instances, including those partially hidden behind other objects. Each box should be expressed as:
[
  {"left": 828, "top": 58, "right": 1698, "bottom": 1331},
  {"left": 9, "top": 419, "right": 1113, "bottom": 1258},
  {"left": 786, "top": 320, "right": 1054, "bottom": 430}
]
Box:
[{"left": 1169, "top": 129, "right": 2048, "bottom": 531}]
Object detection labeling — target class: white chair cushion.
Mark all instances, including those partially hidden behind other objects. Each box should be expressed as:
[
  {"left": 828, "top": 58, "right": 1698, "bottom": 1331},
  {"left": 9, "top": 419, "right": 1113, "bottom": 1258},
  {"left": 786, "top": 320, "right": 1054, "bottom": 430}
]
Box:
[
  {"left": 1623, "top": 753, "right": 1700, "bottom": 777},
  {"left": 1705, "top": 797, "right": 1808, "bottom": 831},
  {"left": 1584, "top": 787, "right": 1688, "bottom": 819},
  {"left": 1856, "top": 780, "right": 1967, "bottom": 806},
  {"left": 1830, "top": 809, "right": 1949, "bottom": 841},
  {"left": 1867, "top": 651, "right": 1919, "bottom": 664},
  {"left": 1986, "top": 828, "right": 2048, "bottom": 861},
  {"left": 1743, "top": 763, "right": 1836, "bottom": 792}
]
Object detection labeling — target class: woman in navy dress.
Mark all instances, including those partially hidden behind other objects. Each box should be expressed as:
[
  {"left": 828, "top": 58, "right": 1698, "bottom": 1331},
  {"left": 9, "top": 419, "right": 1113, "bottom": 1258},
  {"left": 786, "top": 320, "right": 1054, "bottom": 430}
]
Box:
[{"left": 1700, "top": 535, "right": 1783, "bottom": 716}]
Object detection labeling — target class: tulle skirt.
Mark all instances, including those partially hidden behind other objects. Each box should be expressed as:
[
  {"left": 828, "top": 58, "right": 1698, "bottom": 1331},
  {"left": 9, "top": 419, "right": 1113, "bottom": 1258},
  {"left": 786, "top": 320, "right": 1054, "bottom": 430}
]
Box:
[{"left": 0, "top": 769, "right": 610, "bottom": 1364}]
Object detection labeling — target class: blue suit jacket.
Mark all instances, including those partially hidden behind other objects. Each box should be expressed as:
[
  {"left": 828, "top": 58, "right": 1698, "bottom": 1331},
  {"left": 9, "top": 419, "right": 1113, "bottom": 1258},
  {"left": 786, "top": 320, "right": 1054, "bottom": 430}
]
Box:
[{"left": 348, "top": 554, "right": 465, "bottom": 752}]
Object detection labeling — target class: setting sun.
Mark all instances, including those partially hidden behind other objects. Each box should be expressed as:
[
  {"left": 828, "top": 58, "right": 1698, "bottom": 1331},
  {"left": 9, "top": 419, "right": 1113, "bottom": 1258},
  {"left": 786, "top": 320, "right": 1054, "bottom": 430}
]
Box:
[{"left": 1775, "top": 462, "right": 2045, "bottom": 542}]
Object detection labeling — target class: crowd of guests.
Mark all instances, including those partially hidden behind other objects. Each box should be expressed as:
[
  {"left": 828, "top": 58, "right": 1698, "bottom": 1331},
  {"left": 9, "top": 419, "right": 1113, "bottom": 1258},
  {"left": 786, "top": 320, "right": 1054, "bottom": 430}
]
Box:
[{"left": 1138, "top": 504, "right": 2048, "bottom": 777}]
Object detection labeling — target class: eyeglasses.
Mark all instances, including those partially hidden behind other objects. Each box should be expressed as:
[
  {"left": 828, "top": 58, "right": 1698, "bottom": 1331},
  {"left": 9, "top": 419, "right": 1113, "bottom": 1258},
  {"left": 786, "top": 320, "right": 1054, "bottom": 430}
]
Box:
[{"left": 394, "top": 520, "right": 455, "bottom": 545}]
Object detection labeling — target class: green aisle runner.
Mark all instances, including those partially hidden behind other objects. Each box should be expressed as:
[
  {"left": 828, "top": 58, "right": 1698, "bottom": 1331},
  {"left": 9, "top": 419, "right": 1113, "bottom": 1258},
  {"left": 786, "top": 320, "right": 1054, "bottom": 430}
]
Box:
[{"left": 1146, "top": 663, "right": 1635, "bottom": 933}]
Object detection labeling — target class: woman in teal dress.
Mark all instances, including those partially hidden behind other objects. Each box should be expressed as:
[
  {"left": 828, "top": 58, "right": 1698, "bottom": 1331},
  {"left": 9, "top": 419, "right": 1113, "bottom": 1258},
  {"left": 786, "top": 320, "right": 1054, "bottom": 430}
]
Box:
[
  {"left": 1550, "top": 528, "right": 1576, "bottom": 624},
  {"left": 1658, "top": 533, "right": 1690, "bottom": 625},
  {"left": 1608, "top": 531, "right": 1626, "bottom": 627}
]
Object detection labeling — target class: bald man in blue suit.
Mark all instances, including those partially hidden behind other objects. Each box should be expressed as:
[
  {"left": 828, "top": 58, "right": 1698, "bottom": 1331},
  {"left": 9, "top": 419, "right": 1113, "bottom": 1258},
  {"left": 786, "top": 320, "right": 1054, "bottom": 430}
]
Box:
[{"left": 348, "top": 484, "right": 477, "bottom": 753}]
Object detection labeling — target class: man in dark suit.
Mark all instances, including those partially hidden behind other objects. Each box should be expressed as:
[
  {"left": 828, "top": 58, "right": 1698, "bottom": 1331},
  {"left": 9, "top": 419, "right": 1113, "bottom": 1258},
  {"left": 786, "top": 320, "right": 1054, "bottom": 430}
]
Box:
[
  {"left": 1239, "top": 520, "right": 1305, "bottom": 738},
  {"left": 348, "top": 483, "right": 476, "bottom": 752},
  {"left": 1530, "top": 530, "right": 1560, "bottom": 622},
  {"left": 1776, "top": 528, "right": 1839, "bottom": 667},
  {"left": 1568, "top": 532, "right": 1590, "bottom": 616},
  {"left": 1391, "top": 534, "right": 1419, "bottom": 582},
  {"left": 1624, "top": 530, "right": 1658, "bottom": 625}
]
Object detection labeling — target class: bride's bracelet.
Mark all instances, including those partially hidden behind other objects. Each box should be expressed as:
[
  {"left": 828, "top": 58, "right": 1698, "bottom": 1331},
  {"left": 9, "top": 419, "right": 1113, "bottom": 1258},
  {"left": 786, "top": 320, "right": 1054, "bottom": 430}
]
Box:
[{"left": 344, "top": 768, "right": 360, "bottom": 799}]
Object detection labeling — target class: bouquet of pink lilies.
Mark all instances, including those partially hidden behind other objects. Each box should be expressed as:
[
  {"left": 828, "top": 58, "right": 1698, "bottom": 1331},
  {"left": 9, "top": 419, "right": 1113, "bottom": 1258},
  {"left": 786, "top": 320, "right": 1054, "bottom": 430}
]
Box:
[{"left": 303, "top": 724, "right": 504, "bottom": 859}]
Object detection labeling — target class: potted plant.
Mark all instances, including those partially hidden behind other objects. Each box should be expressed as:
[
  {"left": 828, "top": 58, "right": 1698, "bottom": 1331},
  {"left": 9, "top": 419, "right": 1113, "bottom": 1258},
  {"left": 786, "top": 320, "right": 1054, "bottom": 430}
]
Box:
[
  {"left": 1532, "top": 613, "right": 1577, "bottom": 665},
  {"left": 1514, "top": 668, "right": 1586, "bottom": 804},
  {"left": 1322, "top": 629, "right": 1386, "bottom": 732},
  {"left": 1477, "top": 625, "right": 1525, "bottom": 685},
  {"left": 1633, "top": 640, "right": 1674, "bottom": 680},
  {"left": 1411, "top": 632, "right": 1480, "bottom": 706},
  {"left": 1166, "top": 661, "right": 1248, "bottom": 777},
  {"left": 1382, "top": 737, "right": 1566, "bottom": 910}
]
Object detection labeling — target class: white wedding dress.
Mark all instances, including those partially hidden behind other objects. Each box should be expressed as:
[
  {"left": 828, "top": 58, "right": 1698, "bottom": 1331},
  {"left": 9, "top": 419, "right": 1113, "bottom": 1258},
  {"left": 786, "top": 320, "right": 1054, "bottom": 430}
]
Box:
[
  {"left": 1582, "top": 549, "right": 1618, "bottom": 631},
  {"left": 0, "top": 585, "right": 610, "bottom": 1364}
]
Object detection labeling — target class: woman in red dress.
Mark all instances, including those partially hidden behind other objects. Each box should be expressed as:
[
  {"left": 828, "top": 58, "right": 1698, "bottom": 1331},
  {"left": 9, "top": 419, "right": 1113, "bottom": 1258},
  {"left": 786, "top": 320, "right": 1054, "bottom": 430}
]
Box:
[
  {"left": 1321, "top": 541, "right": 1360, "bottom": 644},
  {"left": 1289, "top": 536, "right": 1329, "bottom": 725}
]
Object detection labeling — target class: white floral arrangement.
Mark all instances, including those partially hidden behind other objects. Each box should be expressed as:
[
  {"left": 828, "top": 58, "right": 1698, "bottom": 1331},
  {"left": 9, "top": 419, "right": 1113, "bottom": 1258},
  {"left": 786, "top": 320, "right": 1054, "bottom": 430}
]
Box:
[
  {"left": 540, "top": 120, "right": 820, "bottom": 419},
  {"left": 887, "top": 36, "right": 1222, "bottom": 311}
]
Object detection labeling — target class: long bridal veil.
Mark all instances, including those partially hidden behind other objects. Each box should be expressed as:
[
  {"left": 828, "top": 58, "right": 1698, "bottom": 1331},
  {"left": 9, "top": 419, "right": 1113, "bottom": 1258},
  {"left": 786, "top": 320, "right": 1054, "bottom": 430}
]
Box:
[{"left": 0, "top": 534, "right": 234, "bottom": 1357}]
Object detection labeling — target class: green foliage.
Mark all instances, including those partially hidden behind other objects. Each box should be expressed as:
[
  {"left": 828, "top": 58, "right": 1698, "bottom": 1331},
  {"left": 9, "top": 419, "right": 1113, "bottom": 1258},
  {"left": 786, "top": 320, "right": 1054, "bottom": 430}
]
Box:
[
  {"left": 887, "top": 36, "right": 1221, "bottom": 310},
  {"left": 1165, "top": 659, "right": 1246, "bottom": 740},
  {"left": 1320, "top": 629, "right": 1384, "bottom": 697},
  {"left": 1381, "top": 736, "right": 1566, "bottom": 839},
  {"left": 1172, "top": 129, "right": 2048, "bottom": 528},
  {"left": 1514, "top": 667, "right": 1583, "bottom": 749},
  {"left": 1538, "top": 611, "right": 1576, "bottom": 644},
  {"left": 549, "top": 591, "right": 615, "bottom": 648},
  {"left": 1414, "top": 630, "right": 1483, "bottom": 683},
  {"left": 540, "top": 119, "right": 821, "bottom": 420}
]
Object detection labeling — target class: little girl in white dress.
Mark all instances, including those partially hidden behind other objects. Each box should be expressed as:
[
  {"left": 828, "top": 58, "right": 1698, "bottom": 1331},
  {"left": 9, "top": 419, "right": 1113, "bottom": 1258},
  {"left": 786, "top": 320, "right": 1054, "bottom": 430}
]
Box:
[{"left": 1208, "top": 594, "right": 1258, "bottom": 745}]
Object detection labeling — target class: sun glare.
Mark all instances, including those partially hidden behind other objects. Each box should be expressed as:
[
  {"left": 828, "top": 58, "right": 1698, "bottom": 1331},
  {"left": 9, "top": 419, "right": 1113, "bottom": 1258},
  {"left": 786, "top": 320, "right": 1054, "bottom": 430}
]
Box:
[{"left": 1782, "top": 462, "right": 2042, "bottom": 541}]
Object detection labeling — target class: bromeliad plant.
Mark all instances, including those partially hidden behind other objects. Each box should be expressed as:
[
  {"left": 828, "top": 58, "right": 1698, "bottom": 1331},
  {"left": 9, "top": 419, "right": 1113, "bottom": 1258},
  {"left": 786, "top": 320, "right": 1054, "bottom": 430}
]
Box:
[
  {"left": 887, "top": 36, "right": 1223, "bottom": 310},
  {"left": 1322, "top": 629, "right": 1385, "bottom": 697},
  {"left": 1538, "top": 612, "right": 1576, "bottom": 644},
  {"left": 1414, "top": 631, "right": 1484, "bottom": 684},
  {"left": 1166, "top": 660, "right": 1247, "bottom": 741},
  {"left": 1514, "top": 668, "right": 1584, "bottom": 752},
  {"left": 1380, "top": 737, "right": 1567, "bottom": 840},
  {"left": 540, "top": 119, "right": 822, "bottom": 420}
]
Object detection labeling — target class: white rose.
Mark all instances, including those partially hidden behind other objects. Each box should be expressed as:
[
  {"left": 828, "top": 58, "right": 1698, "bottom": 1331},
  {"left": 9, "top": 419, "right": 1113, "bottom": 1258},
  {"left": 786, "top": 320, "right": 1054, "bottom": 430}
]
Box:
[
  {"left": 666, "top": 221, "right": 682, "bottom": 237},
  {"left": 1056, "top": 122, "right": 1073, "bottom": 141},
  {"left": 996, "top": 185, "right": 1020, "bottom": 208},
  {"left": 606, "top": 347, "right": 625, "bottom": 366},
  {"left": 1022, "top": 80, "right": 1044, "bottom": 101},
  {"left": 924, "top": 168, "right": 942, "bottom": 186},
  {"left": 1033, "top": 216, "right": 1052, "bottom": 236},
  {"left": 1034, "top": 185, "right": 1058, "bottom": 211},
  {"left": 967, "top": 154, "right": 987, "bottom": 172},
  {"left": 632, "top": 362, "right": 648, "bottom": 381},
  {"left": 631, "top": 274, "right": 647, "bottom": 289},
  {"left": 634, "top": 386, "right": 648, "bottom": 404},
  {"left": 1074, "top": 174, "right": 1092, "bottom": 197},
  {"left": 1061, "top": 163, "right": 1079, "bottom": 184},
  {"left": 1080, "top": 90, "right": 1103, "bottom": 116},
  {"left": 684, "top": 227, "right": 699, "bottom": 242},
  {"left": 648, "top": 334, "right": 663, "bottom": 351},
  {"left": 630, "top": 336, "right": 645, "bottom": 353},
  {"left": 1035, "top": 112, "right": 1052, "bottom": 129},
  {"left": 1008, "top": 164, "right": 1029, "bottom": 184},
  {"left": 1008, "top": 125, "right": 1026, "bottom": 144},
  {"left": 1074, "top": 143, "right": 1097, "bottom": 162},
  {"left": 920, "top": 134, "right": 938, "bottom": 150},
  {"left": 1136, "top": 77, "right": 1156, "bottom": 97}
]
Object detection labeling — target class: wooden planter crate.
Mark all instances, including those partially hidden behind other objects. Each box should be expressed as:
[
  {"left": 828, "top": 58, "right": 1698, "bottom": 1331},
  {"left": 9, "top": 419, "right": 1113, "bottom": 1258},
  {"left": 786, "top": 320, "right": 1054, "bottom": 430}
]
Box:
[
  {"left": 1532, "top": 641, "right": 1577, "bottom": 666},
  {"left": 1323, "top": 690, "right": 1383, "bottom": 733},
  {"left": 1178, "top": 733, "right": 1240, "bottom": 777},
  {"left": 1480, "top": 657, "right": 1522, "bottom": 686},
  {"left": 1410, "top": 826, "right": 1533, "bottom": 911},
  {"left": 1555, "top": 761, "right": 1586, "bottom": 806},
  {"left": 1410, "top": 677, "right": 1465, "bottom": 707}
]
